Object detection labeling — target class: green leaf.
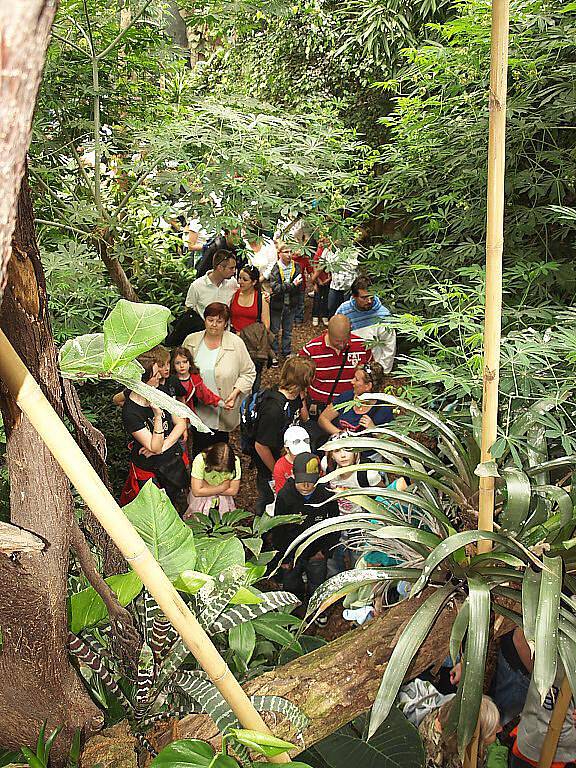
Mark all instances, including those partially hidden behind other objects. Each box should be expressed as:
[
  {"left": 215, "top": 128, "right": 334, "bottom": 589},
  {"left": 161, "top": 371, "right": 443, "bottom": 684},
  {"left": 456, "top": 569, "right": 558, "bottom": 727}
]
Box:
[
  {"left": 534, "top": 554, "right": 562, "bottom": 702},
  {"left": 450, "top": 600, "right": 469, "bottom": 665},
  {"left": 103, "top": 300, "right": 171, "bottom": 371},
  {"left": 412, "top": 530, "right": 531, "bottom": 595},
  {"left": 458, "top": 577, "right": 490, "bottom": 752},
  {"left": 368, "top": 583, "right": 455, "bottom": 737},
  {"left": 123, "top": 481, "right": 196, "bottom": 580},
  {"left": 195, "top": 537, "right": 245, "bottom": 576},
  {"left": 227, "top": 729, "right": 294, "bottom": 757},
  {"left": 309, "top": 709, "right": 424, "bottom": 768},
  {"left": 59, "top": 334, "right": 106, "bottom": 377},
  {"left": 252, "top": 615, "right": 302, "bottom": 652},
  {"left": 229, "top": 621, "right": 256, "bottom": 666},
  {"left": 173, "top": 571, "right": 213, "bottom": 594},
  {"left": 151, "top": 739, "right": 215, "bottom": 768},
  {"left": 69, "top": 571, "right": 143, "bottom": 633},
  {"left": 498, "top": 468, "right": 532, "bottom": 534},
  {"left": 242, "top": 537, "right": 262, "bottom": 557}
]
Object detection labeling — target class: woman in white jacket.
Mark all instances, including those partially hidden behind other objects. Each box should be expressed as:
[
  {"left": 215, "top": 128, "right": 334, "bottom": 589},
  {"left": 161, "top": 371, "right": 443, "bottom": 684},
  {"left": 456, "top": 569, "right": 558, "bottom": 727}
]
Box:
[{"left": 183, "top": 302, "right": 256, "bottom": 451}]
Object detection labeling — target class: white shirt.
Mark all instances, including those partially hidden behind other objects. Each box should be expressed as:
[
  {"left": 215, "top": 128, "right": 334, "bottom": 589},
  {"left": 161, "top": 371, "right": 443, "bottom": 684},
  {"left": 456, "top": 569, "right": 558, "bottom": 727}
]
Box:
[
  {"left": 194, "top": 342, "right": 221, "bottom": 429},
  {"left": 245, "top": 238, "right": 277, "bottom": 279},
  {"left": 185, "top": 272, "right": 239, "bottom": 316}
]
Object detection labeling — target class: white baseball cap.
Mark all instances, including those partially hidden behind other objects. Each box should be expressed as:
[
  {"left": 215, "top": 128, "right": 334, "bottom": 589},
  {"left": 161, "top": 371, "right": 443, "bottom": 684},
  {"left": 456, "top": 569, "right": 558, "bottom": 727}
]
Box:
[{"left": 283, "top": 426, "right": 311, "bottom": 455}]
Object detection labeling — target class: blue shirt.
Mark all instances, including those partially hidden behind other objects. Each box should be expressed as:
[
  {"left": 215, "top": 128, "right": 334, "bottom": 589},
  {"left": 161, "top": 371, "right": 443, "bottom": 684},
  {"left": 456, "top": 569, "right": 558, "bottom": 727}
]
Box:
[
  {"left": 333, "top": 389, "right": 393, "bottom": 432},
  {"left": 336, "top": 295, "right": 390, "bottom": 331}
]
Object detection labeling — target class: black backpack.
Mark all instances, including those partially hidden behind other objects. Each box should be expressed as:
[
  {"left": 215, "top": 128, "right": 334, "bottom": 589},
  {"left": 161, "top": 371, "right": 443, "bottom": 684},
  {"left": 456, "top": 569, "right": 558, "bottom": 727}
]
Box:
[
  {"left": 193, "top": 235, "right": 237, "bottom": 278},
  {"left": 239, "top": 388, "right": 290, "bottom": 456}
]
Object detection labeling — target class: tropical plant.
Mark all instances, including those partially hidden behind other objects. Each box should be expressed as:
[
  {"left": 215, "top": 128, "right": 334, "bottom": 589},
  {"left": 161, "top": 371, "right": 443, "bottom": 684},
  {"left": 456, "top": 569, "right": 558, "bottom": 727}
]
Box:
[
  {"left": 277, "top": 394, "right": 576, "bottom": 749},
  {"left": 0, "top": 722, "right": 81, "bottom": 768},
  {"left": 68, "top": 480, "right": 307, "bottom": 752},
  {"left": 151, "top": 731, "right": 312, "bottom": 768}
]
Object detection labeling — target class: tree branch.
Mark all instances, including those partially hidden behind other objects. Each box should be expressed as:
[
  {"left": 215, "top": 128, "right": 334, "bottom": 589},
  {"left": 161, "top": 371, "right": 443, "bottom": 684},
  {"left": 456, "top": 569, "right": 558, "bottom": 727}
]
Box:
[{"left": 97, "top": 0, "right": 156, "bottom": 60}]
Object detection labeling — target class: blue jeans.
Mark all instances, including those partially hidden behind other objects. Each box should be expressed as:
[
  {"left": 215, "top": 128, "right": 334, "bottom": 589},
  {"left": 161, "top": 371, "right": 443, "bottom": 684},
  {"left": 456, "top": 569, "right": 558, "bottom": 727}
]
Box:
[
  {"left": 270, "top": 303, "right": 295, "bottom": 358},
  {"left": 328, "top": 288, "right": 349, "bottom": 317},
  {"left": 490, "top": 649, "right": 530, "bottom": 725},
  {"left": 294, "top": 290, "right": 305, "bottom": 324},
  {"left": 312, "top": 284, "right": 329, "bottom": 319}
]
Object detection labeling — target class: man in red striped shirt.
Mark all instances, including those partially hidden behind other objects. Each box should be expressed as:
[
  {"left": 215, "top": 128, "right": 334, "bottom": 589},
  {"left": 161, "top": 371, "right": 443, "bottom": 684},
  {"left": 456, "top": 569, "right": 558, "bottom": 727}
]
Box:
[{"left": 298, "top": 315, "right": 373, "bottom": 413}]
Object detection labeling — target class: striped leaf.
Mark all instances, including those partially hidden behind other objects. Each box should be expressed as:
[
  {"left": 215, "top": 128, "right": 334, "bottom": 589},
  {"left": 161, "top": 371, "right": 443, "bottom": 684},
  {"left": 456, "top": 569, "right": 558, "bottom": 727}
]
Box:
[
  {"left": 534, "top": 555, "right": 562, "bottom": 703},
  {"left": 68, "top": 632, "right": 132, "bottom": 711},
  {"left": 211, "top": 592, "right": 301, "bottom": 634},
  {"left": 150, "top": 617, "right": 178, "bottom": 667},
  {"left": 306, "top": 568, "right": 420, "bottom": 621},
  {"left": 457, "top": 577, "right": 490, "bottom": 753},
  {"left": 135, "top": 643, "right": 155, "bottom": 720},
  {"left": 368, "top": 583, "right": 456, "bottom": 738},
  {"left": 251, "top": 695, "right": 309, "bottom": 733}
]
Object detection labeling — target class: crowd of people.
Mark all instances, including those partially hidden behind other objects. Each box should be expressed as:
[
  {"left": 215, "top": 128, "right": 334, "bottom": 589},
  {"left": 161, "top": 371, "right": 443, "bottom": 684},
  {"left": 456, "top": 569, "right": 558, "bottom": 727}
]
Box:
[{"left": 115, "top": 230, "right": 576, "bottom": 768}]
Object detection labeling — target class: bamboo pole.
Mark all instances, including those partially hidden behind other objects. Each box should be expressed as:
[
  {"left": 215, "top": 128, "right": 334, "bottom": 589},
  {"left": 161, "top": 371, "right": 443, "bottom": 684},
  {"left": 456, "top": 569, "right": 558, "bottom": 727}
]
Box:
[
  {"left": 477, "top": 0, "right": 510, "bottom": 555},
  {"left": 463, "top": 719, "right": 480, "bottom": 768},
  {"left": 0, "top": 329, "right": 290, "bottom": 764},
  {"left": 539, "top": 676, "right": 572, "bottom": 768}
]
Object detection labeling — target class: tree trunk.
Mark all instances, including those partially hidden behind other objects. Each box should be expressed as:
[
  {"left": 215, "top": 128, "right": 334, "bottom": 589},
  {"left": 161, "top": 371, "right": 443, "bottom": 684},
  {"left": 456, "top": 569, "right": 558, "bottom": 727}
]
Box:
[
  {"left": 95, "top": 236, "right": 139, "bottom": 302},
  {"left": 0, "top": 0, "right": 59, "bottom": 304},
  {"left": 0, "top": 177, "right": 103, "bottom": 758}
]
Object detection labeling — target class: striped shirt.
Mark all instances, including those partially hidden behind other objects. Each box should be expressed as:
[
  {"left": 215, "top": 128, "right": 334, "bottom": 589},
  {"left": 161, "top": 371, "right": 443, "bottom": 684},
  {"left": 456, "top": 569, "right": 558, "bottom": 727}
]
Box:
[
  {"left": 299, "top": 333, "right": 373, "bottom": 404},
  {"left": 336, "top": 295, "right": 391, "bottom": 330}
]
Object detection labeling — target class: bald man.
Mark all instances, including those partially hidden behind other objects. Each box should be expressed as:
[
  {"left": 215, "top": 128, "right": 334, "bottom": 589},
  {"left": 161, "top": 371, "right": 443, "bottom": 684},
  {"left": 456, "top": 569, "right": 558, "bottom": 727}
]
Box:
[{"left": 299, "top": 314, "right": 373, "bottom": 416}]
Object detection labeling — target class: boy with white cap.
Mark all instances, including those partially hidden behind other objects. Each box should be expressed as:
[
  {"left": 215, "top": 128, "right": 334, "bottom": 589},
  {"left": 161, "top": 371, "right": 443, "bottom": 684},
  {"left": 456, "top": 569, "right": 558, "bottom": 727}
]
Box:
[{"left": 273, "top": 425, "right": 311, "bottom": 494}]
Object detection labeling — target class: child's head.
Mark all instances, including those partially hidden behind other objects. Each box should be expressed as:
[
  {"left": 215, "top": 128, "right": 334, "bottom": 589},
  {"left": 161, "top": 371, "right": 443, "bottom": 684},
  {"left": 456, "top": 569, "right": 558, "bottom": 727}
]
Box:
[
  {"left": 438, "top": 695, "right": 500, "bottom": 761},
  {"left": 203, "top": 442, "right": 237, "bottom": 476},
  {"left": 283, "top": 426, "right": 311, "bottom": 460},
  {"left": 137, "top": 345, "right": 170, "bottom": 384},
  {"left": 171, "top": 346, "right": 198, "bottom": 378},
  {"left": 329, "top": 447, "right": 359, "bottom": 469},
  {"left": 277, "top": 241, "right": 293, "bottom": 266},
  {"left": 293, "top": 452, "right": 320, "bottom": 496},
  {"left": 279, "top": 356, "right": 316, "bottom": 399}
]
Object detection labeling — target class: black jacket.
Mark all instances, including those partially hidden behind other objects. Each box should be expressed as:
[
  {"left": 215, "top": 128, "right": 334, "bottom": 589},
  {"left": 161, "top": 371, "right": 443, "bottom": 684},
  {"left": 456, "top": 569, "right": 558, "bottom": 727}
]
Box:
[
  {"left": 272, "top": 478, "right": 340, "bottom": 559},
  {"left": 269, "top": 262, "right": 302, "bottom": 312}
]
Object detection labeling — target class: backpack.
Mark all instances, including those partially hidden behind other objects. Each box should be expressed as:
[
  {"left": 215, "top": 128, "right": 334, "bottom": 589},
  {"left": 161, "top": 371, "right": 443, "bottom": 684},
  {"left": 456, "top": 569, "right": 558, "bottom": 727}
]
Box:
[
  {"left": 239, "top": 388, "right": 289, "bottom": 456},
  {"left": 193, "top": 235, "right": 236, "bottom": 278}
]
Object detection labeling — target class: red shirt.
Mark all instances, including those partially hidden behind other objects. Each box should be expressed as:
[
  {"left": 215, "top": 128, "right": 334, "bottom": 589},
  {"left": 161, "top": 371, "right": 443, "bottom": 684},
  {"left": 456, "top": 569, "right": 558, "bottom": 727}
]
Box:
[
  {"left": 299, "top": 333, "right": 373, "bottom": 404},
  {"left": 292, "top": 255, "right": 313, "bottom": 290},
  {"left": 230, "top": 289, "right": 259, "bottom": 332},
  {"left": 273, "top": 455, "right": 294, "bottom": 494}
]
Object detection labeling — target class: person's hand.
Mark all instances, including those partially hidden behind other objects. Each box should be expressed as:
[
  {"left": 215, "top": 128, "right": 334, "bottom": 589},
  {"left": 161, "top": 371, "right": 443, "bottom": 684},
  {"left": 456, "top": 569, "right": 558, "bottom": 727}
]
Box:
[
  {"left": 139, "top": 446, "right": 155, "bottom": 458},
  {"left": 450, "top": 662, "right": 462, "bottom": 686},
  {"left": 224, "top": 393, "right": 237, "bottom": 409},
  {"left": 151, "top": 405, "right": 163, "bottom": 418},
  {"left": 309, "top": 551, "right": 325, "bottom": 561},
  {"left": 359, "top": 414, "right": 375, "bottom": 429},
  {"left": 294, "top": 274, "right": 303, "bottom": 286}
]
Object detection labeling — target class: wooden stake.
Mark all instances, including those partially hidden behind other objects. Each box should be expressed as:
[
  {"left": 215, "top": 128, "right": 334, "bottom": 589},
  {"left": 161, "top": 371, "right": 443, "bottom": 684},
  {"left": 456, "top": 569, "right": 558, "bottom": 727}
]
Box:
[
  {"left": 478, "top": 0, "right": 510, "bottom": 554},
  {"left": 539, "top": 676, "right": 572, "bottom": 768},
  {"left": 0, "top": 329, "right": 289, "bottom": 764},
  {"left": 462, "top": 718, "right": 480, "bottom": 768}
]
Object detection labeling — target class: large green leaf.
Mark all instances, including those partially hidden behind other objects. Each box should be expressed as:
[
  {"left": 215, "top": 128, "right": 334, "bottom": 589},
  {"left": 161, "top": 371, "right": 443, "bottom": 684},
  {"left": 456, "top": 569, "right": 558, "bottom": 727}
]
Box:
[
  {"left": 151, "top": 740, "right": 236, "bottom": 768},
  {"left": 59, "top": 333, "right": 143, "bottom": 381},
  {"left": 498, "top": 468, "right": 532, "bottom": 534},
  {"left": 458, "top": 577, "right": 490, "bottom": 752},
  {"left": 305, "top": 709, "right": 424, "bottom": 768},
  {"left": 194, "top": 537, "right": 245, "bottom": 576},
  {"left": 534, "top": 554, "right": 562, "bottom": 702},
  {"left": 368, "top": 583, "right": 455, "bottom": 738},
  {"left": 123, "top": 481, "right": 196, "bottom": 580},
  {"left": 69, "top": 571, "right": 143, "bottom": 633},
  {"left": 412, "top": 530, "right": 533, "bottom": 596},
  {"left": 103, "top": 300, "right": 171, "bottom": 371}
]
